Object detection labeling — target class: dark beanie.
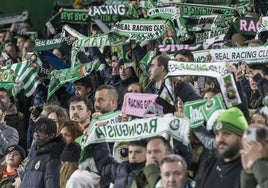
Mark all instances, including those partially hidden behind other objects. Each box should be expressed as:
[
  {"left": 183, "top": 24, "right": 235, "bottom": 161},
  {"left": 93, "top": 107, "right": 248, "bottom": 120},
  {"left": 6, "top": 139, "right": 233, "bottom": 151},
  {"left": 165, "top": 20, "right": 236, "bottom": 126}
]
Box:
[
  {"left": 6, "top": 145, "right": 26, "bottom": 160},
  {"left": 60, "top": 142, "right": 81, "bottom": 162}
]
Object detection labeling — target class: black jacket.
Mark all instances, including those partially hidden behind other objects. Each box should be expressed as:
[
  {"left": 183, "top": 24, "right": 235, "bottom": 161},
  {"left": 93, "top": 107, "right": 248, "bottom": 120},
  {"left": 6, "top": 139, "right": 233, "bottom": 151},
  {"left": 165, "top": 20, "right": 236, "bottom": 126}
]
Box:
[
  {"left": 93, "top": 143, "right": 145, "bottom": 188},
  {"left": 21, "top": 135, "right": 65, "bottom": 188},
  {"left": 113, "top": 73, "right": 139, "bottom": 110},
  {"left": 5, "top": 104, "right": 27, "bottom": 150},
  {"left": 195, "top": 151, "right": 242, "bottom": 188}
]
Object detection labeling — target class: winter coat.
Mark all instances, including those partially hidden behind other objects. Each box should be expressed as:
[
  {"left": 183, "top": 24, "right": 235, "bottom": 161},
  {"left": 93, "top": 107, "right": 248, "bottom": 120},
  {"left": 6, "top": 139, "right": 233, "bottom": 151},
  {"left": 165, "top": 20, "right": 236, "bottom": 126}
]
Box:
[
  {"left": 21, "top": 135, "right": 65, "bottom": 188},
  {"left": 93, "top": 143, "right": 145, "bottom": 188},
  {"left": 0, "top": 122, "right": 19, "bottom": 160},
  {"left": 5, "top": 103, "right": 27, "bottom": 150},
  {"left": 131, "top": 163, "right": 160, "bottom": 188},
  {"left": 174, "top": 81, "right": 201, "bottom": 104},
  {"left": 112, "top": 72, "right": 139, "bottom": 110},
  {"left": 0, "top": 165, "right": 16, "bottom": 188},
  {"left": 195, "top": 152, "right": 242, "bottom": 188},
  {"left": 240, "top": 158, "right": 268, "bottom": 188}
]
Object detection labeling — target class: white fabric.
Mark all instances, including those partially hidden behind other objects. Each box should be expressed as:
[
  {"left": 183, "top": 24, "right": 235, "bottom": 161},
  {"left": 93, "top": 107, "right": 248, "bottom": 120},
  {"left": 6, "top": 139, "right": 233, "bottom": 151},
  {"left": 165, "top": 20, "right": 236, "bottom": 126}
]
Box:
[
  {"left": 66, "top": 158, "right": 100, "bottom": 188},
  {"left": 66, "top": 169, "right": 100, "bottom": 188}
]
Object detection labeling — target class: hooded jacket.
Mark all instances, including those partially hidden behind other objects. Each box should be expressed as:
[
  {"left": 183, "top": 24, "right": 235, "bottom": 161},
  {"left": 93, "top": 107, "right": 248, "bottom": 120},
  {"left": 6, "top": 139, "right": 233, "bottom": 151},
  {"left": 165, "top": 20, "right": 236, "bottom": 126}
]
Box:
[
  {"left": 5, "top": 103, "right": 27, "bottom": 150},
  {"left": 21, "top": 135, "right": 65, "bottom": 188},
  {"left": 113, "top": 70, "right": 139, "bottom": 110},
  {"left": 0, "top": 122, "right": 19, "bottom": 160},
  {"left": 93, "top": 143, "right": 145, "bottom": 188}
]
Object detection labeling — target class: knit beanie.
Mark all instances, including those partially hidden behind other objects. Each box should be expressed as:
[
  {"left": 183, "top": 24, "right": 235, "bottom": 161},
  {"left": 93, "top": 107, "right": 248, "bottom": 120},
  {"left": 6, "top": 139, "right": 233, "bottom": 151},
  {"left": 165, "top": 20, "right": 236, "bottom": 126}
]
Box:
[
  {"left": 213, "top": 107, "right": 248, "bottom": 136},
  {"left": 6, "top": 145, "right": 26, "bottom": 160},
  {"left": 60, "top": 142, "right": 81, "bottom": 162}
]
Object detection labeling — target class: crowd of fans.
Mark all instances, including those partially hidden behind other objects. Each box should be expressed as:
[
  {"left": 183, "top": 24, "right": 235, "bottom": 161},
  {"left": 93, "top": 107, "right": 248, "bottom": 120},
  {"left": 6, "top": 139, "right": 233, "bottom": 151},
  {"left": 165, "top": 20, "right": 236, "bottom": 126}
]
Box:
[{"left": 0, "top": 0, "right": 268, "bottom": 187}]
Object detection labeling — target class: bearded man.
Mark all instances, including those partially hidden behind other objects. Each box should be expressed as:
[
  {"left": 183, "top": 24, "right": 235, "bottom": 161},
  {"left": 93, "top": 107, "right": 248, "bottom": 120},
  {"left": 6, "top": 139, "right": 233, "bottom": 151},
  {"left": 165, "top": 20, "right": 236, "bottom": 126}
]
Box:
[{"left": 195, "top": 107, "right": 248, "bottom": 188}]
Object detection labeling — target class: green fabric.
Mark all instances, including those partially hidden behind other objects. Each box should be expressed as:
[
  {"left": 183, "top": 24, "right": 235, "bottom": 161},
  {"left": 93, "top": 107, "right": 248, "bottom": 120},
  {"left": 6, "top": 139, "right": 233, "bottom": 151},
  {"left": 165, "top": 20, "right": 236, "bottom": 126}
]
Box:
[
  {"left": 47, "top": 60, "right": 100, "bottom": 100},
  {"left": 240, "top": 170, "right": 257, "bottom": 188},
  {"left": 133, "top": 59, "right": 151, "bottom": 92},
  {"left": 79, "top": 145, "right": 93, "bottom": 163},
  {"left": 131, "top": 164, "right": 160, "bottom": 188},
  {"left": 0, "top": 165, "right": 16, "bottom": 188},
  {"left": 252, "top": 158, "right": 268, "bottom": 188},
  {"left": 213, "top": 107, "right": 248, "bottom": 136}
]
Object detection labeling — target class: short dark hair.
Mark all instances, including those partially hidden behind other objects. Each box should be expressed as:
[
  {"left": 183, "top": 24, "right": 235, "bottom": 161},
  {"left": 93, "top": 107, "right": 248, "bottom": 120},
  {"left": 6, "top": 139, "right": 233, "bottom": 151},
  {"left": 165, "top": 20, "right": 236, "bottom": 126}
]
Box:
[
  {"left": 4, "top": 40, "right": 19, "bottom": 53},
  {"left": 129, "top": 139, "right": 147, "bottom": 148},
  {"left": 203, "top": 87, "right": 219, "bottom": 96},
  {"left": 73, "top": 76, "right": 93, "bottom": 89},
  {"left": 0, "top": 87, "right": 10, "bottom": 97},
  {"left": 34, "top": 117, "right": 57, "bottom": 136},
  {"left": 147, "top": 136, "right": 172, "bottom": 153},
  {"left": 155, "top": 54, "right": 170, "bottom": 72},
  {"left": 174, "top": 49, "right": 194, "bottom": 62},
  {"left": 68, "top": 95, "right": 93, "bottom": 112},
  {"left": 96, "top": 85, "right": 118, "bottom": 102},
  {"left": 17, "top": 34, "right": 30, "bottom": 41},
  {"left": 0, "top": 87, "right": 15, "bottom": 104},
  {"left": 205, "top": 77, "right": 217, "bottom": 85}
]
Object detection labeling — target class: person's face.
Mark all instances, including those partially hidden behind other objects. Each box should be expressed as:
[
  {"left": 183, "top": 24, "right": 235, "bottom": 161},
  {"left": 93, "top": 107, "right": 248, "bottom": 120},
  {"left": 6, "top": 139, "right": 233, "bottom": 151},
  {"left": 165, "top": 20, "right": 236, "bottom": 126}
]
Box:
[
  {"left": 5, "top": 150, "right": 22, "bottom": 167},
  {"left": 74, "top": 84, "right": 91, "bottom": 98},
  {"left": 215, "top": 130, "right": 242, "bottom": 159},
  {"left": 249, "top": 77, "right": 258, "bottom": 91},
  {"left": 94, "top": 89, "right": 114, "bottom": 113},
  {"left": 127, "top": 84, "right": 141, "bottom": 93},
  {"left": 146, "top": 138, "right": 169, "bottom": 165},
  {"left": 28, "top": 54, "right": 38, "bottom": 67},
  {"left": 69, "top": 101, "right": 91, "bottom": 125},
  {"left": 250, "top": 113, "right": 266, "bottom": 125},
  {"left": 22, "top": 41, "right": 34, "bottom": 60},
  {"left": 112, "top": 55, "right": 119, "bottom": 67},
  {"left": 17, "top": 37, "right": 25, "bottom": 50},
  {"left": 175, "top": 54, "right": 190, "bottom": 62},
  {"left": 105, "top": 57, "right": 112, "bottom": 66},
  {"left": 5, "top": 45, "right": 18, "bottom": 59},
  {"left": 176, "top": 97, "right": 184, "bottom": 112},
  {"left": 128, "top": 145, "right": 146, "bottom": 163},
  {"left": 193, "top": 81, "right": 201, "bottom": 95},
  {"left": 60, "top": 126, "right": 73, "bottom": 144},
  {"left": 34, "top": 128, "right": 54, "bottom": 147},
  {"left": 203, "top": 91, "right": 215, "bottom": 100},
  {"left": 0, "top": 91, "right": 11, "bottom": 104},
  {"left": 23, "top": 23, "right": 32, "bottom": 32},
  {"left": 160, "top": 161, "right": 187, "bottom": 188},
  {"left": 119, "top": 65, "right": 132, "bottom": 81},
  {"left": 48, "top": 112, "right": 60, "bottom": 133},
  {"left": 148, "top": 58, "right": 163, "bottom": 82},
  {"left": 204, "top": 82, "right": 215, "bottom": 91}
]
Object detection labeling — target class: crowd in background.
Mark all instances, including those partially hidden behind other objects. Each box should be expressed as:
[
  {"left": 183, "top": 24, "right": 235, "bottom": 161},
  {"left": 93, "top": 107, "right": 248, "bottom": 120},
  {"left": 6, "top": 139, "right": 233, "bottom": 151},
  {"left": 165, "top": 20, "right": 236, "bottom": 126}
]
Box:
[{"left": 0, "top": 0, "right": 268, "bottom": 187}]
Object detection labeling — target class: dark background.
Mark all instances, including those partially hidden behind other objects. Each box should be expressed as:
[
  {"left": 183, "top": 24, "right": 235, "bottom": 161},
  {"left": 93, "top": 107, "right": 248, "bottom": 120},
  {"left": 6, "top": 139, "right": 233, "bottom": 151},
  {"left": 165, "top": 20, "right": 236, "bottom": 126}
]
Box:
[{"left": 0, "top": 0, "right": 54, "bottom": 32}]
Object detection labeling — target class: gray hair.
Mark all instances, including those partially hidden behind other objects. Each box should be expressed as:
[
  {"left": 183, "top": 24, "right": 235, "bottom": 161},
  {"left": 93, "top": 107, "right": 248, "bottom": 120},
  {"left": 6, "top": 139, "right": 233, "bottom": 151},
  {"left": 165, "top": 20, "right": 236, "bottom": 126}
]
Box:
[{"left": 160, "top": 154, "right": 188, "bottom": 172}]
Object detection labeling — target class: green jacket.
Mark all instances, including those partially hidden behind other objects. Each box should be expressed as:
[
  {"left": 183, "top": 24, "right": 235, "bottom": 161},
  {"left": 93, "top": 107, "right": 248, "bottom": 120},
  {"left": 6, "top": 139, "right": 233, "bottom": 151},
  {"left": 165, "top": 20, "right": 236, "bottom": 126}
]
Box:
[
  {"left": 240, "top": 158, "right": 268, "bottom": 188},
  {"left": 131, "top": 164, "right": 160, "bottom": 188},
  {"left": 0, "top": 165, "right": 16, "bottom": 188}
]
